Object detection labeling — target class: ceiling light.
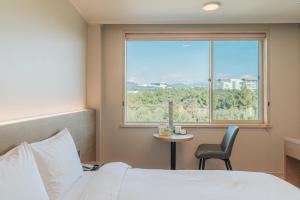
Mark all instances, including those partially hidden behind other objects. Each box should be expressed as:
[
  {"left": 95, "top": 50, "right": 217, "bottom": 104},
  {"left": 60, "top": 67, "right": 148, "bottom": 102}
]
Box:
[{"left": 202, "top": 2, "right": 221, "bottom": 11}]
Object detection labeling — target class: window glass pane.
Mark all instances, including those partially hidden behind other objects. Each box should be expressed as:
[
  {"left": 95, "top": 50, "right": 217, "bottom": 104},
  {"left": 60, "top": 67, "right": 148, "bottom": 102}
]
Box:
[
  {"left": 126, "top": 41, "right": 210, "bottom": 123},
  {"left": 213, "top": 41, "right": 260, "bottom": 121}
]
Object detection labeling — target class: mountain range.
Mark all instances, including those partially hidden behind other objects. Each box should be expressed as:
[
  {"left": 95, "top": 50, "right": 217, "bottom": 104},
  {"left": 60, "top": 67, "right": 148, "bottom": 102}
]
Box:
[{"left": 127, "top": 81, "right": 209, "bottom": 91}]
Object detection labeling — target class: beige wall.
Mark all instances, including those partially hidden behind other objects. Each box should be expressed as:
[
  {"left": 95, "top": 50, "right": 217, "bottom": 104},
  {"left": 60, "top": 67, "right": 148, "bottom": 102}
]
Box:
[
  {"left": 101, "top": 24, "right": 300, "bottom": 175},
  {"left": 86, "top": 25, "right": 102, "bottom": 160},
  {"left": 0, "top": 0, "right": 87, "bottom": 122}
]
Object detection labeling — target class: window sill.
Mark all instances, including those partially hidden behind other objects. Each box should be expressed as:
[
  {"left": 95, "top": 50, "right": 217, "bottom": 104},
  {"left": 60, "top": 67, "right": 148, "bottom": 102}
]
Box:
[{"left": 120, "top": 123, "right": 272, "bottom": 129}]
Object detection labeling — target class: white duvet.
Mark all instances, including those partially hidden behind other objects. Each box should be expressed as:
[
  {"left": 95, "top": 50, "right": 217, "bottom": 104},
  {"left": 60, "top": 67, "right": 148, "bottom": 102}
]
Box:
[{"left": 76, "top": 162, "right": 300, "bottom": 200}]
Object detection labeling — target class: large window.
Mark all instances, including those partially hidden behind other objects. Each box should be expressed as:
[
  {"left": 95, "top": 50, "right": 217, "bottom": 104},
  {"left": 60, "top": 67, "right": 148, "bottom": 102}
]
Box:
[
  {"left": 124, "top": 33, "right": 267, "bottom": 125},
  {"left": 213, "top": 41, "right": 261, "bottom": 122}
]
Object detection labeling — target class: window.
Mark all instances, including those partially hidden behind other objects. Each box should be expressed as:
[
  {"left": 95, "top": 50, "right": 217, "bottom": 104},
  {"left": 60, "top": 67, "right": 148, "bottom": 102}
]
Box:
[
  {"left": 213, "top": 41, "right": 261, "bottom": 122},
  {"left": 124, "top": 33, "right": 267, "bottom": 125}
]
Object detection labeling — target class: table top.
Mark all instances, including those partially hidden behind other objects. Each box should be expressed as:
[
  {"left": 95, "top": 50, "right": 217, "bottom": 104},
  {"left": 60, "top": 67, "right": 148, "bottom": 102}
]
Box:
[
  {"left": 285, "top": 137, "right": 300, "bottom": 145},
  {"left": 153, "top": 133, "right": 194, "bottom": 143},
  {"left": 285, "top": 137, "right": 300, "bottom": 160}
]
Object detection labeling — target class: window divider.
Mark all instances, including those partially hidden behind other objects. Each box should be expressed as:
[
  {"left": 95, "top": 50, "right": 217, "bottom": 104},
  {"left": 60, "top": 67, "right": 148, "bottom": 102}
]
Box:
[{"left": 209, "top": 40, "right": 213, "bottom": 124}]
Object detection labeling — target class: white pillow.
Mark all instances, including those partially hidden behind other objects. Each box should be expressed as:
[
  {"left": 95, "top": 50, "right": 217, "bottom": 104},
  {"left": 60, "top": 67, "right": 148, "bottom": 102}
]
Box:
[
  {"left": 0, "top": 142, "right": 49, "bottom": 200},
  {"left": 31, "top": 128, "right": 83, "bottom": 200}
]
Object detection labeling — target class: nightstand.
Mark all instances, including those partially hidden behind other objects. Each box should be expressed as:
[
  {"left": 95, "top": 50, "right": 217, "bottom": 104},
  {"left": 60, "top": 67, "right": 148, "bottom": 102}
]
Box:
[
  {"left": 83, "top": 161, "right": 102, "bottom": 165},
  {"left": 284, "top": 137, "right": 300, "bottom": 188}
]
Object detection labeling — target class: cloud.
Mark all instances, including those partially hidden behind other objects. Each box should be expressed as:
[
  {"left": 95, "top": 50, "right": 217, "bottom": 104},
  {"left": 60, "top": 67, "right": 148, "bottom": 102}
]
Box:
[
  {"left": 241, "top": 74, "right": 255, "bottom": 80},
  {"left": 217, "top": 73, "right": 257, "bottom": 80},
  {"left": 127, "top": 76, "right": 148, "bottom": 84},
  {"left": 158, "top": 73, "right": 206, "bottom": 84},
  {"left": 217, "top": 73, "right": 232, "bottom": 79}
]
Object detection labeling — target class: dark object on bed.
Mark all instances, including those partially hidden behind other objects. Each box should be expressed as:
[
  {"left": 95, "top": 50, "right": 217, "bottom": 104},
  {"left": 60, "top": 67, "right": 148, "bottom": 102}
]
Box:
[
  {"left": 195, "top": 125, "right": 239, "bottom": 170},
  {"left": 82, "top": 163, "right": 102, "bottom": 171}
]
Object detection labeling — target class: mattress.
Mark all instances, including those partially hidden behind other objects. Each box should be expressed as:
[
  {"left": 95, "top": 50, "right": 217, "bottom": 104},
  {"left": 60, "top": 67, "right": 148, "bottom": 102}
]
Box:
[{"left": 63, "top": 162, "right": 300, "bottom": 200}]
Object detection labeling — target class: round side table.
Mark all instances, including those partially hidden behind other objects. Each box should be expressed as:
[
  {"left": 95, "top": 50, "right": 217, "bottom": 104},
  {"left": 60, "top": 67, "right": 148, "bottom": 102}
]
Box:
[{"left": 153, "top": 133, "right": 194, "bottom": 170}]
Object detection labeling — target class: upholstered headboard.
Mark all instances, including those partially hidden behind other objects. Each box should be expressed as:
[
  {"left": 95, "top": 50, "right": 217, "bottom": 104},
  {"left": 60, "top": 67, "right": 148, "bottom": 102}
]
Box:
[{"left": 0, "top": 109, "right": 96, "bottom": 162}]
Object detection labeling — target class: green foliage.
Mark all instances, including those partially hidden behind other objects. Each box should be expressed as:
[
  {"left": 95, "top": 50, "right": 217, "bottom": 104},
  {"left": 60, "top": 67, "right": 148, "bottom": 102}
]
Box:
[
  {"left": 213, "top": 87, "right": 259, "bottom": 120},
  {"left": 126, "top": 87, "right": 259, "bottom": 123}
]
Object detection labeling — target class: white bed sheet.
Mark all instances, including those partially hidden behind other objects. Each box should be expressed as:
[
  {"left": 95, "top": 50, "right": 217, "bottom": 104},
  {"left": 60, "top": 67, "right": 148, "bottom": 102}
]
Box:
[
  {"left": 64, "top": 162, "right": 300, "bottom": 200},
  {"left": 62, "top": 171, "right": 96, "bottom": 200}
]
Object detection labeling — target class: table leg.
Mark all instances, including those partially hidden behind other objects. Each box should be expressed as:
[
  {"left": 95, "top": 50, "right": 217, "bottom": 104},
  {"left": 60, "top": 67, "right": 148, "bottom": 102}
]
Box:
[{"left": 171, "top": 142, "right": 176, "bottom": 170}]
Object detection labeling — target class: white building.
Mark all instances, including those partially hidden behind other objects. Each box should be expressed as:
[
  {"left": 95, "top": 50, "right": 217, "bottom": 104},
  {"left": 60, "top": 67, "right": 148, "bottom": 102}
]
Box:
[
  {"left": 242, "top": 78, "right": 258, "bottom": 91},
  {"left": 216, "top": 78, "right": 258, "bottom": 91}
]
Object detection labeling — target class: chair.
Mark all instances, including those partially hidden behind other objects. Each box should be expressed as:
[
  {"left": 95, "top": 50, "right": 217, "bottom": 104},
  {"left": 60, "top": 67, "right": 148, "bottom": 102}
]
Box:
[{"left": 194, "top": 125, "right": 239, "bottom": 170}]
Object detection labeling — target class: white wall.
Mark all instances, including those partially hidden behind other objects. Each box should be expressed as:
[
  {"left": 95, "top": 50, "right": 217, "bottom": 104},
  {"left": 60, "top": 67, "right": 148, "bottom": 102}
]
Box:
[
  {"left": 0, "top": 0, "right": 87, "bottom": 122},
  {"left": 100, "top": 24, "right": 300, "bottom": 175}
]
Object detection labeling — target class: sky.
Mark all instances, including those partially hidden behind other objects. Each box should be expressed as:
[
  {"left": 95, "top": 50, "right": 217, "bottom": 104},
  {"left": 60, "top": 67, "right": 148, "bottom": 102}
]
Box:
[{"left": 126, "top": 40, "right": 259, "bottom": 84}]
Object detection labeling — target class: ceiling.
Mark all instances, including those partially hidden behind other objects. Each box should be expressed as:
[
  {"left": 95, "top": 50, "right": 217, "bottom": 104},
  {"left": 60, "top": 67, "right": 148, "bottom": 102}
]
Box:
[{"left": 69, "top": 0, "right": 300, "bottom": 24}]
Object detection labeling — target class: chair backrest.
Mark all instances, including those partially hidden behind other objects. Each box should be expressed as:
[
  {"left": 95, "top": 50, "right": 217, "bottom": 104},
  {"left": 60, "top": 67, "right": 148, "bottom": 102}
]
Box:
[{"left": 221, "top": 125, "right": 239, "bottom": 157}]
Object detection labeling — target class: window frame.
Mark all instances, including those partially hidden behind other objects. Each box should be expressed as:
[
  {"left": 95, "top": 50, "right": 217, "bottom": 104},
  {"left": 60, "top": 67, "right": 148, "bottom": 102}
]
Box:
[
  {"left": 121, "top": 31, "right": 270, "bottom": 128},
  {"left": 210, "top": 39, "right": 264, "bottom": 125}
]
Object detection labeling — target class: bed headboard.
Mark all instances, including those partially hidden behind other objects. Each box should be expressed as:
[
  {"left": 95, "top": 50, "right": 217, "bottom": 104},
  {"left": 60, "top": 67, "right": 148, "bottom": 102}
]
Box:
[{"left": 0, "top": 109, "right": 96, "bottom": 162}]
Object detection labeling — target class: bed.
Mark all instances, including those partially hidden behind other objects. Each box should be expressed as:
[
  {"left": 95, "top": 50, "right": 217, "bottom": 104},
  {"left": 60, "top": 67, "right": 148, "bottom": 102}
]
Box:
[
  {"left": 62, "top": 162, "right": 300, "bottom": 200},
  {"left": 1, "top": 110, "right": 299, "bottom": 200}
]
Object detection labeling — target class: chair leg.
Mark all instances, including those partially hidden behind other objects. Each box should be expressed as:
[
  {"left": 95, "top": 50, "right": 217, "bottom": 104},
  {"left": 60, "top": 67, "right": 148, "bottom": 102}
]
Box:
[
  {"left": 224, "top": 159, "right": 229, "bottom": 170},
  {"left": 224, "top": 159, "right": 232, "bottom": 170},
  {"left": 227, "top": 159, "right": 232, "bottom": 170},
  {"left": 198, "top": 158, "right": 203, "bottom": 170},
  {"left": 201, "top": 158, "right": 206, "bottom": 170}
]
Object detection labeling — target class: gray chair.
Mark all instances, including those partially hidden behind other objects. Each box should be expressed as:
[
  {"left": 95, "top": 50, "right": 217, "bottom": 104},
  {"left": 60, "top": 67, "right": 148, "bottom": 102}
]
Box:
[{"left": 194, "top": 125, "right": 239, "bottom": 170}]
